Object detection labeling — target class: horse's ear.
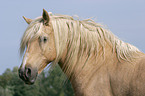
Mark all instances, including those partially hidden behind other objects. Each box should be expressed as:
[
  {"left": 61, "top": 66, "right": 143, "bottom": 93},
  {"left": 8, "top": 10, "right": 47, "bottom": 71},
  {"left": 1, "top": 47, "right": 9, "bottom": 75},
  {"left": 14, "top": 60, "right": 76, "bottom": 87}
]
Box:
[
  {"left": 23, "top": 16, "right": 32, "bottom": 24},
  {"left": 42, "top": 9, "right": 50, "bottom": 26}
]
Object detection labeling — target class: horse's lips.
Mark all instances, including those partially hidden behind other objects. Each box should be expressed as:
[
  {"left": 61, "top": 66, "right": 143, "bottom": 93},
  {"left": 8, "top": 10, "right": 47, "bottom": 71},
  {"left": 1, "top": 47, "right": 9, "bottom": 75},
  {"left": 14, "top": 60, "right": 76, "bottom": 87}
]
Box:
[{"left": 23, "top": 75, "right": 37, "bottom": 85}]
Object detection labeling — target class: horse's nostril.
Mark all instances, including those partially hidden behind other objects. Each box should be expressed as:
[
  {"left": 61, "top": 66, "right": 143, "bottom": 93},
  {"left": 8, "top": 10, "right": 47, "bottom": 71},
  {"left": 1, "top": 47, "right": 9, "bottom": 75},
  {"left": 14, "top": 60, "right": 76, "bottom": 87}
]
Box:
[{"left": 25, "top": 68, "right": 31, "bottom": 78}]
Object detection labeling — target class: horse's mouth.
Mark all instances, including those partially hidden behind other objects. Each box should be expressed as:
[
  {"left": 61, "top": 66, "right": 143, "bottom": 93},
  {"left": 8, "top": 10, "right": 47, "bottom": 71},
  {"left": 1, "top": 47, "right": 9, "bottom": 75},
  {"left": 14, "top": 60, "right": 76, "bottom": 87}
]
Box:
[
  {"left": 24, "top": 78, "right": 36, "bottom": 85},
  {"left": 18, "top": 67, "right": 38, "bottom": 85}
]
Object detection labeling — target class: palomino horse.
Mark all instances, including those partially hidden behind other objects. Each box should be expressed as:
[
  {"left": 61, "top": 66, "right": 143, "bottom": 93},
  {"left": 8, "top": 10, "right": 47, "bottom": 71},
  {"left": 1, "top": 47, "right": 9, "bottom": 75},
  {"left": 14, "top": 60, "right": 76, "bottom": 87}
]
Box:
[{"left": 19, "top": 9, "right": 145, "bottom": 96}]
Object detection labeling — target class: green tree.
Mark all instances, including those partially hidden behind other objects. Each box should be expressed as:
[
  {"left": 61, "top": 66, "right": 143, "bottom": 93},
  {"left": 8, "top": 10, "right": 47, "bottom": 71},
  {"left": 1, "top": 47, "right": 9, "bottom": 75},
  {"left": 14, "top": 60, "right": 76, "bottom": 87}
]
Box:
[
  {"left": 0, "top": 68, "right": 13, "bottom": 96},
  {"left": 38, "top": 65, "right": 74, "bottom": 96}
]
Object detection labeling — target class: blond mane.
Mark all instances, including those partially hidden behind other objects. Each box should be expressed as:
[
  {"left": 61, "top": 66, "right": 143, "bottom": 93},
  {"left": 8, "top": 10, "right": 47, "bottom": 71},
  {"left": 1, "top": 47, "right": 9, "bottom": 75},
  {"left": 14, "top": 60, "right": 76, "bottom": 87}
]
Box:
[
  {"left": 50, "top": 14, "right": 140, "bottom": 61},
  {"left": 20, "top": 13, "right": 140, "bottom": 74}
]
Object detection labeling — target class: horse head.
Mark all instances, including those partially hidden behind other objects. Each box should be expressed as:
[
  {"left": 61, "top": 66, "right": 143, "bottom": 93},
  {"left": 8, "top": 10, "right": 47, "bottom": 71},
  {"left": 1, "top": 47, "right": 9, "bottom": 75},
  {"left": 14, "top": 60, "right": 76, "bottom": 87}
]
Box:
[{"left": 19, "top": 9, "right": 56, "bottom": 84}]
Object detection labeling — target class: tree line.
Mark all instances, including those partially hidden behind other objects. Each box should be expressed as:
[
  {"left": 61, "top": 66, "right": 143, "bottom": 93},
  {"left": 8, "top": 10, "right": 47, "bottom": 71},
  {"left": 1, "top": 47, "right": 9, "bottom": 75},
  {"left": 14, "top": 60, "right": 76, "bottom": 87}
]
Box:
[{"left": 0, "top": 65, "right": 74, "bottom": 96}]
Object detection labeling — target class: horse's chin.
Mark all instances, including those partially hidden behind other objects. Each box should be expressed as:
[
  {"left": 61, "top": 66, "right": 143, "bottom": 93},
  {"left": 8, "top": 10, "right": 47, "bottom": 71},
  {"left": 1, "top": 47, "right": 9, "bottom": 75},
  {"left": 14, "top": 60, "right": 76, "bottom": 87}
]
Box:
[{"left": 24, "top": 78, "right": 36, "bottom": 85}]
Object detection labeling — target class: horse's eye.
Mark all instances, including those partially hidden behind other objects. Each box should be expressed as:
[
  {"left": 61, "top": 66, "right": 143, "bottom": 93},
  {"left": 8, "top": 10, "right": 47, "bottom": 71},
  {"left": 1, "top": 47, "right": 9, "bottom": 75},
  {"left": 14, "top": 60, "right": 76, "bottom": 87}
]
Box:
[
  {"left": 43, "top": 37, "right": 47, "bottom": 43},
  {"left": 38, "top": 36, "right": 47, "bottom": 43}
]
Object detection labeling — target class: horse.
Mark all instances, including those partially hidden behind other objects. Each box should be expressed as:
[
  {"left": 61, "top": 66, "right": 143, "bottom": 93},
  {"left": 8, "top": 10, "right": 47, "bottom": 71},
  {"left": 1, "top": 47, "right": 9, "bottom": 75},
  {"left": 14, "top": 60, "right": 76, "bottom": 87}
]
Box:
[{"left": 18, "top": 9, "right": 145, "bottom": 96}]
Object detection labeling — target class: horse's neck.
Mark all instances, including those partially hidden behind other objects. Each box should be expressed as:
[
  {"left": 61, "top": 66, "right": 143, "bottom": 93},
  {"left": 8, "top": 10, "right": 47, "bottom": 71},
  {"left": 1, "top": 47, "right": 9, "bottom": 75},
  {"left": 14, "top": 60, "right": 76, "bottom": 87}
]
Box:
[
  {"left": 58, "top": 43, "right": 118, "bottom": 93},
  {"left": 58, "top": 38, "right": 144, "bottom": 95}
]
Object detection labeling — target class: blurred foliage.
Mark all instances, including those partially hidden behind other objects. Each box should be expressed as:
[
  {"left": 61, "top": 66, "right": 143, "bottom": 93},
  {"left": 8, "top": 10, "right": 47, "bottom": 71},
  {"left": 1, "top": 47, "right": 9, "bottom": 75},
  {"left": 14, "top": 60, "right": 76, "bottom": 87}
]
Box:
[{"left": 0, "top": 65, "right": 74, "bottom": 96}]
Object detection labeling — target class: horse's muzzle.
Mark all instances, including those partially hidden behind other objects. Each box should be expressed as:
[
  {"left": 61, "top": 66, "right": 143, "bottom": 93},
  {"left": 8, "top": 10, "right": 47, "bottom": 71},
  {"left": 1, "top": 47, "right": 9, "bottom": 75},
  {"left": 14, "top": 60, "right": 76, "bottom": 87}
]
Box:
[{"left": 18, "top": 66, "right": 38, "bottom": 85}]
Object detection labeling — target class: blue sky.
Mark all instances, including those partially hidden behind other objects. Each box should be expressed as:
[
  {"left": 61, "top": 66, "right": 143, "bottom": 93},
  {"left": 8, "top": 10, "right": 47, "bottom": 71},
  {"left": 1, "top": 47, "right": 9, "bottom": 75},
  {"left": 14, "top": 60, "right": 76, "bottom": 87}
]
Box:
[{"left": 0, "top": 0, "right": 145, "bottom": 74}]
